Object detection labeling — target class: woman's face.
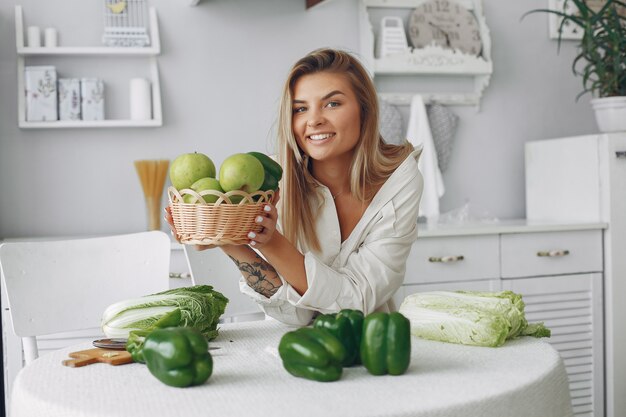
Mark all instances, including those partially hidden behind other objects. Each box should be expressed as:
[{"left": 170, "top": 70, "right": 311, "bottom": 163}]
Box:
[{"left": 291, "top": 71, "right": 361, "bottom": 164}]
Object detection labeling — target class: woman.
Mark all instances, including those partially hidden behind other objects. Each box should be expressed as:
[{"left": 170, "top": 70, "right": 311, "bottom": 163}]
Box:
[{"left": 168, "top": 48, "right": 423, "bottom": 326}]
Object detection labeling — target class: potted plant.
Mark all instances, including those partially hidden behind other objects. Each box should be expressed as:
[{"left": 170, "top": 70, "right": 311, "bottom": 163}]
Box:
[{"left": 525, "top": 0, "right": 626, "bottom": 132}]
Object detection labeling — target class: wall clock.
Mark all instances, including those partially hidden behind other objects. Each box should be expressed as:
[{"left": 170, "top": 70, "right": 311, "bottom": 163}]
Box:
[{"left": 408, "top": 0, "right": 482, "bottom": 57}]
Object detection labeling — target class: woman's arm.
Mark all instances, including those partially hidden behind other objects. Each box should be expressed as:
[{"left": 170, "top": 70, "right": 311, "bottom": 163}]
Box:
[
  {"left": 257, "top": 232, "right": 307, "bottom": 295},
  {"left": 244, "top": 200, "right": 309, "bottom": 295},
  {"left": 222, "top": 242, "right": 316, "bottom": 327},
  {"left": 219, "top": 245, "right": 282, "bottom": 299}
]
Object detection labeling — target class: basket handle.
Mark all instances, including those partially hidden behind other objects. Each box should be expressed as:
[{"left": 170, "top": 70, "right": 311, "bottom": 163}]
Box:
[{"left": 168, "top": 186, "right": 274, "bottom": 205}]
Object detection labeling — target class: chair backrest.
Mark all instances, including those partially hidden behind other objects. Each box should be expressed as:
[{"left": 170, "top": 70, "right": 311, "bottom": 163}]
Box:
[
  {"left": 0, "top": 231, "right": 171, "bottom": 363},
  {"left": 183, "top": 245, "right": 264, "bottom": 322}
]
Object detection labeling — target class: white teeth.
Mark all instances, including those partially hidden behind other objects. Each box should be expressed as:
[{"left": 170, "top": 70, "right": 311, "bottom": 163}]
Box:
[{"left": 309, "top": 133, "right": 334, "bottom": 141}]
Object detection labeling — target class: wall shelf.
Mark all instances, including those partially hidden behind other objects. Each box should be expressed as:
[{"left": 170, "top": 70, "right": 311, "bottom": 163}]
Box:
[
  {"left": 14, "top": 5, "right": 163, "bottom": 129},
  {"left": 358, "top": 0, "right": 493, "bottom": 107},
  {"left": 17, "top": 46, "right": 160, "bottom": 56},
  {"left": 372, "top": 47, "right": 492, "bottom": 75},
  {"left": 18, "top": 119, "right": 162, "bottom": 129}
]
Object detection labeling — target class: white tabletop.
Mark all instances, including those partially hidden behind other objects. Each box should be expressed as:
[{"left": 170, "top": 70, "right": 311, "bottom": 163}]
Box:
[{"left": 11, "top": 320, "right": 573, "bottom": 417}]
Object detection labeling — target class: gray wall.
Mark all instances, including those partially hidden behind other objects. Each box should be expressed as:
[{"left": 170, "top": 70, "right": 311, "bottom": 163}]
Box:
[{"left": 0, "top": 0, "right": 596, "bottom": 239}]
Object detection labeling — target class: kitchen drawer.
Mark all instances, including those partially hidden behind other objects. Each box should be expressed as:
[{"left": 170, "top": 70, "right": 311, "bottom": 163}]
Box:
[
  {"left": 170, "top": 243, "right": 192, "bottom": 289},
  {"left": 405, "top": 235, "right": 500, "bottom": 284},
  {"left": 501, "top": 230, "right": 602, "bottom": 278}
]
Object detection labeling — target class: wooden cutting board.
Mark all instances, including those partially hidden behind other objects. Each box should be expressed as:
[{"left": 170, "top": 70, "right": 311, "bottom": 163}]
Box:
[{"left": 62, "top": 348, "right": 133, "bottom": 367}]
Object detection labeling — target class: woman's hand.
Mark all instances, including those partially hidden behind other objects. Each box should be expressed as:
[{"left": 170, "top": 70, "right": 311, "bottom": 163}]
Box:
[
  {"left": 247, "top": 189, "right": 280, "bottom": 249},
  {"left": 164, "top": 207, "right": 216, "bottom": 251}
]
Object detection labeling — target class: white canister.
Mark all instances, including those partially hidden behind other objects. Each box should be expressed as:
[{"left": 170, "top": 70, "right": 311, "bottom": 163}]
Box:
[
  {"left": 129, "top": 78, "right": 152, "bottom": 120},
  {"left": 44, "top": 28, "right": 58, "bottom": 47},
  {"left": 27, "top": 26, "right": 41, "bottom": 47}
]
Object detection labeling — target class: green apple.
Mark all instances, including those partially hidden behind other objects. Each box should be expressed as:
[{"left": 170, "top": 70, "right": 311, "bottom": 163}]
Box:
[
  {"left": 219, "top": 153, "right": 265, "bottom": 193},
  {"left": 169, "top": 152, "right": 216, "bottom": 190},
  {"left": 227, "top": 194, "right": 245, "bottom": 204},
  {"left": 183, "top": 177, "right": 224, "bottom": 204}
]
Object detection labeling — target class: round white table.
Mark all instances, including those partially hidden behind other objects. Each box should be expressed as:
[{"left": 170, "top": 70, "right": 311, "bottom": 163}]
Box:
[{"left": 11, "top": 320, "right": 573, "bottom": 417}]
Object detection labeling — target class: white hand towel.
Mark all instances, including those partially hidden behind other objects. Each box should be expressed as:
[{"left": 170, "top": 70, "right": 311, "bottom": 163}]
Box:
[{"left": 406, "top": 95, "right": 445, "bottom": 221}]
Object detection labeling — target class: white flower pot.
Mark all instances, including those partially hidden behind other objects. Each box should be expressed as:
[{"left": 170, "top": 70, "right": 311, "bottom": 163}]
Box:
[{"left": 590, "top": 96, "right": 626, "bottom": 133}]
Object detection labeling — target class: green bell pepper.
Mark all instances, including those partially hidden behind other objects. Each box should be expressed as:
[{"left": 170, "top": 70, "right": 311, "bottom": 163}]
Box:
[
  {"left": 126, "top": 308, "right": 183, "bottom": 363},
  {"left": 361, "top": 312, "right": 411, "bottom": 376},
  {"left": 142, "top": 326, "right": 213, "bottom": 388},
  {"left": 336, "top": 309, "right": 364, "bottom": 363},
  {"left": 278, "top": 327, "right": 346, "bottom": 382},
  {"left": 248, "top": 151, "right": 283, "bottom": 192},
  {"left": 313, "top": 309, "right": 364, "bottom": 366}
]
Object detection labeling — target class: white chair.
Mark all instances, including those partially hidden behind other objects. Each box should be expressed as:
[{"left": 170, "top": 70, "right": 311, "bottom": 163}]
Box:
[
  {"left": 0, "top": 231, "right": 171, "bottom": 365},
  {"left": 183, "top": 245, "right": 265, "bottom": 322}
]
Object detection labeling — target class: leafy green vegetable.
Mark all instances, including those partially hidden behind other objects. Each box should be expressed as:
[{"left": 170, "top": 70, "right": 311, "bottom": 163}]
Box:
[
  {"left": 101, "top": 285, "right": 228, "bottom": 340},
  {"left": 398, "top": 290, "right": 550, "bottom": 347}
]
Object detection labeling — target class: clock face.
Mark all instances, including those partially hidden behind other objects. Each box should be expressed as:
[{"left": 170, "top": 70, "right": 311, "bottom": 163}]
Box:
[{"left": 408, "top": 0, "right": 482, "bottom": 56}]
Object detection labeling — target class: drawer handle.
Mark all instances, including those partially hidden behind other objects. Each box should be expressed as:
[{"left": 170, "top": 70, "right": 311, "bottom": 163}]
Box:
[
  {"left": 616, "top": 151, "right": 626, "bottom": 159},
  {"left": 429, "top": 255, "right": 465, "bottom": 263},
  {"left": 169, "top": 272, "right": 191, "bottom": 279},
  {"left": 536, "top": 250, "right": 570, "bottom": 257}
]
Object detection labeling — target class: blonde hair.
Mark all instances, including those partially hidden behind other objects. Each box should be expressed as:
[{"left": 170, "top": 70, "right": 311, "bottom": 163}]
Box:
[{"left": 277, "top": 48, "right": 415, "bottom": 251}]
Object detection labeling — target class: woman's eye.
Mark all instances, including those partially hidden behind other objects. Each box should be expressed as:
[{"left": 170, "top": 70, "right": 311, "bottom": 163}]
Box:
[
  {"left": 293, "top": 106, "right": 306, "bottom": 114},
  {"left": 326, "top": 101, "right": 340, "bottom": 108}
]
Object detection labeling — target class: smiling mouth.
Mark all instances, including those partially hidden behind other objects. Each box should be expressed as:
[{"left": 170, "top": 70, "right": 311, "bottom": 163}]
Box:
[{"left": 307, "top": 133, "right": 336, "bottom": 141}]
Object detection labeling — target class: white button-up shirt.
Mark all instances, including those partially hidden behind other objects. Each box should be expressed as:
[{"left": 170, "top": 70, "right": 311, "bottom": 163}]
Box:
[{"left": 240, "top": 148, "right": 423, "bottom": 325}]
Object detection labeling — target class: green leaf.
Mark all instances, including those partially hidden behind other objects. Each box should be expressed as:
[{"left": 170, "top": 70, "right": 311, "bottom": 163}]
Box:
[{"left": 524, "top": 0, "right": 626, "bottom": 98}]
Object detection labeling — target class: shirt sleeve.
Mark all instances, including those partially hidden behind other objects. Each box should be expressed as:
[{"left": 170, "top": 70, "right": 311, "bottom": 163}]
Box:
[{"left": 239, "top": 272, "right": 316, "bottom": 326}]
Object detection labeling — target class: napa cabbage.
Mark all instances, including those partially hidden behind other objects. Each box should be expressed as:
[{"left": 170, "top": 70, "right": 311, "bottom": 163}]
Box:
[
  {"left": 398, "top": 290, "right": 550, "bottom": 347},
  {"left": 101, "top": 285, "right": 228, "bottom": 340}
]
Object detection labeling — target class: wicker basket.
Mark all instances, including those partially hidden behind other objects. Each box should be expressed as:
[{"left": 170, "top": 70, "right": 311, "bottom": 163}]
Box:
[{"left": 168, "top": 186, "right": 275, "bottom": 245}]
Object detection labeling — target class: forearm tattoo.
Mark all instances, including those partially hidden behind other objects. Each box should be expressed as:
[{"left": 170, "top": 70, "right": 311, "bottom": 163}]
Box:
[{"left": 228, "top": 253, "right": 282, "bottom": 298}]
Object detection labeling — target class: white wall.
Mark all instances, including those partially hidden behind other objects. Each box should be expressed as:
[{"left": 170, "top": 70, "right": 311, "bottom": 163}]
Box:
[{"left": 0, "top": 0, "right": 597, "bottom": 239}]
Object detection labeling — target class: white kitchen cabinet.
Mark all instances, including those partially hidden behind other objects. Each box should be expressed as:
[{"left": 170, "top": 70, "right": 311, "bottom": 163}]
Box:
[
  {"left": 406, "top": 234, "right": 500, "bottom": 283},
  {"left": 526, "top": 133, "right": 626, "bottom": 417},
  {"left": 500, "top": 230, "right": 603, "bottom": 278},
  {"left": 500, "top": 228, "right": 603, "bottom": 417},
  {"left": 169, "top": 242, "right": 193, "bottom": 289},
  {"left": 14, "top": 5, "right": 163, "bottom": 128},
  {"left": 503, "top": 274, "right": 603, "bottom": 417},
  {"left": 407, "top": 222, "right": 605, "bottom": 417}
]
